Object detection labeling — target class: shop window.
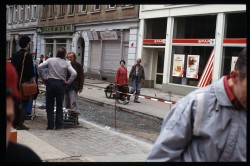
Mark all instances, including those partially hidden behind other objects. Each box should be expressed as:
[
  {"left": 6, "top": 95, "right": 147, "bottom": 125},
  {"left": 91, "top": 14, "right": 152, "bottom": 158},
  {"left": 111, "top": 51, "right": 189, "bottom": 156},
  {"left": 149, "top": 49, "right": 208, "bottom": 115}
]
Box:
[
  {"left": 144, "top": 18, "right": 167, "bottom": 46},
  {"left": 225, "top": 12, "right": 246, "bottom": 38},
  {"left": 170, "top": 46, "right": 213, "bottom": 87},
  {"left": 221, "top": 47, "right": 244, "bottom": 77},
  {"left": 173, "top": 15, "right": 216, "bottom": 39}
]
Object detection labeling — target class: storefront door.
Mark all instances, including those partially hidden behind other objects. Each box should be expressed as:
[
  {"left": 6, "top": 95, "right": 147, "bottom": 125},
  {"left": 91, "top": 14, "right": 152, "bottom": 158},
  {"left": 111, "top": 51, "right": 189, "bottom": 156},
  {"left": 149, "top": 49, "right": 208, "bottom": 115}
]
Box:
[{"left": 154, "top": 51, "right": 164, "bottom": 89}]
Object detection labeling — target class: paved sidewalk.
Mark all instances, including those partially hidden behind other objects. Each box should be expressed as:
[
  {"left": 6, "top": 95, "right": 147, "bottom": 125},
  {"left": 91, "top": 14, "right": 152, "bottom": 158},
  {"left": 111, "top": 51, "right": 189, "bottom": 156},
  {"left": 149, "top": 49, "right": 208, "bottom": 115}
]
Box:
[{"left": 18, "top": 108, "right": 152, "bottom": 162}]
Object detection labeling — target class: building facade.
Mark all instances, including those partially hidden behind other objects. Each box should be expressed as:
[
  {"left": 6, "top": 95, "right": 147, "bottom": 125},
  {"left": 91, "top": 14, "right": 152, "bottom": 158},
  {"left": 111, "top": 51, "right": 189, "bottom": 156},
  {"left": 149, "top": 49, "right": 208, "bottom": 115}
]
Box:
[
  {"left": 6, "top": 5, "right": 40, "bottom": 59},
  {"left": 39, "top": 5, "right": 139, "bottom": 82},
  {"left": 138, "top": 4, "right": 246, "bottom": 95}
]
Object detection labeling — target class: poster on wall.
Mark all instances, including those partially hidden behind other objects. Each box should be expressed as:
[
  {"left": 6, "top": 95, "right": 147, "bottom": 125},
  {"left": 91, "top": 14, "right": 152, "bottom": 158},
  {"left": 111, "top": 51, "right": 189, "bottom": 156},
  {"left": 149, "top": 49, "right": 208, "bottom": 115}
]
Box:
[
  {"left": 172, "top": 54, "right": 185, "bottom": 77},
  {"left": 231, "top": 56, "right": 238, "bottom": 72},
  {"left": 186, "top": 55, "right": 200, "bottom": 79}
]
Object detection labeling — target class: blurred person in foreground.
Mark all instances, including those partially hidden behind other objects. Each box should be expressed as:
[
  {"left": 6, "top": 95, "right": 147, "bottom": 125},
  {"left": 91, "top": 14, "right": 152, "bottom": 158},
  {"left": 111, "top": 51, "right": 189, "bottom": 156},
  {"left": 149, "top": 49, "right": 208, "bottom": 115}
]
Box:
[
  {"left": 146, "top": 48, "right": 246, "bottom": 162},
  {"left": 6, "top": 61, "right": 41, "bottom": 162},
  {"left": 64, "top": 52, "right": 84, "bottom": 116},
  {"left": 38, "top": 47, "right": 76, "bottom": 130}
]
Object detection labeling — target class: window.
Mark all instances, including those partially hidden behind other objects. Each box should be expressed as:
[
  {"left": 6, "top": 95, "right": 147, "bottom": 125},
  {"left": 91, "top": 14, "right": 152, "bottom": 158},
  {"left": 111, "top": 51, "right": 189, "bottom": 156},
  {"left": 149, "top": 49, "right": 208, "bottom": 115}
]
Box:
[
  {"left": 81, "top": 5, "right": 87, "bottom": 12},
  {"left": 169, "top": 15, "right": 217, "bottom": 87},
  {"left": 32, "top": 5, "right": 37, "bottom": 19},
  {"left": 8, "top": 6, "right": 13, "bottom": 23},
  {"left": 25, "top": 5, "right": 30, "bottom": 20},
  {"left": 60, "top": 5, "right": 65, "bottom": 16},
  {"left": 221, "top": 12, "right": 246, "bottom": 77},
  {"left": 69, "top": 5, "right": 75, "bottom": 14},
  {"left": 108, "top": 5, "right": 116, "bottom": 8},
  {"left": 49, "top": 5, "right": 54, "bottom": 17},
  {"left": 144, "top": 18, "right": 167, "bottom": 46},
  {"left": 173, "top": 15, "right": 216, "bottom": 39},
  {"left": 170, "top": 46, "right": 213, "bottom": 87},
  {"left": 94, "top": 5, "right": 100, "bottom": 11},
  {"left": 20, "top": 5, "right": 24, "bottom": 21},
  {"left": 13, "top": 5, "right": 18, "bottom": 22},
  {"left": 42, "top": 5, "right": 46, "bottom": 18}
]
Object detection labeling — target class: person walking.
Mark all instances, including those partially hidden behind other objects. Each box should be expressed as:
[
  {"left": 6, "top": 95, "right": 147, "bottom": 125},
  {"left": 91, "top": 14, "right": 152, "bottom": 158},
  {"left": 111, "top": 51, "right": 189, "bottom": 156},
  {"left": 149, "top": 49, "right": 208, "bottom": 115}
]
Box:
[
  {"left": 129, "top": 58, "right": 145, "bottom": 103},
  {"left": 115, "top": 60, "right": 129, "bottom": 105},
  {"left": 38, "top": 47, "right": 77, "bottom": 130},
  {"left": 11, "top": 35, "right": 36, "bottom": 130},
  {"left": 64, "top": 52, "right": 84, "bottom": 116},
  {"left": 6, "top": 61, "right": 41, "bottom": 162},
  {"left": 146, "top": 48, "right": 247, "bottom": 162}
]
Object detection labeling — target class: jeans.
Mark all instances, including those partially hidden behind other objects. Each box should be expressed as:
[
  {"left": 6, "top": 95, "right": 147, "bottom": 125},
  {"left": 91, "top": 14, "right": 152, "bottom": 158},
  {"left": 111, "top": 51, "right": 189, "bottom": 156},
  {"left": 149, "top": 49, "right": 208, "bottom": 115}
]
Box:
[
  {"left": 64, "top": 90, "right": 78, "bottom": 111},
  {"left": 46, "top": 78, "right": 65, "bottom": 129},
  {"left": 129, "top": 77, "right": 141, "bottom": 101},
  {"left": 18, "top": 100, "right": 29, "bottom": 126}
]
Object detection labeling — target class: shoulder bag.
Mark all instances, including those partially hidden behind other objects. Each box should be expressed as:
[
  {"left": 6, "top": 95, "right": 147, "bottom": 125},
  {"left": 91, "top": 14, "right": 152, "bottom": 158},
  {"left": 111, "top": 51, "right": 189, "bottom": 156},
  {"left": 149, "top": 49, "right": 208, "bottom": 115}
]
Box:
[{"left": 19, "top": 52, "right": 38, "bottom": 100}]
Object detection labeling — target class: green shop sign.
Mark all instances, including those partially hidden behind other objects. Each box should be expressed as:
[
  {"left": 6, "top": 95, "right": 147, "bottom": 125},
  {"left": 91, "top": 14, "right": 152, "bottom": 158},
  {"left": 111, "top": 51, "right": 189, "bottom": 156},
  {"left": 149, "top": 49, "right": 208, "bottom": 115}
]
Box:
[{"left": 41, "top": 24, "right": 74, "bottom": 34}]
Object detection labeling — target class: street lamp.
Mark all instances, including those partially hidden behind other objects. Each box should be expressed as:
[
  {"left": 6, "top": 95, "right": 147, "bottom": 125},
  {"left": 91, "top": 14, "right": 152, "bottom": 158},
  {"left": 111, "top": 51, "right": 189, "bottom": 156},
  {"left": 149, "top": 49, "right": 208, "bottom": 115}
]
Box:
[{"left": 35, "top": 27, "right": 41, "bottom": 60}]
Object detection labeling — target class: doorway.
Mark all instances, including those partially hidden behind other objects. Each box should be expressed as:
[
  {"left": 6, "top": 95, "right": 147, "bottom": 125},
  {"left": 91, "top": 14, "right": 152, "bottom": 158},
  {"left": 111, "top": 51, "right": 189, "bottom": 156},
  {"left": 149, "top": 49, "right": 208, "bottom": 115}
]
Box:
[{"left": 154, "top": 51, "right": 164, "bottom": 89}]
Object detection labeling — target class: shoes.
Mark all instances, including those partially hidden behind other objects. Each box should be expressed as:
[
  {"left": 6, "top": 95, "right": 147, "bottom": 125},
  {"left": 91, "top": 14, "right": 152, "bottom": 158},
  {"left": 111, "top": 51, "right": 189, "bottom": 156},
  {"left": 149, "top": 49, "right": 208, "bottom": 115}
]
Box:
[
  {"left": 16, "top": 124, "right": 30, "bottom": 130},
  {"left": 55, "top": 127, "right": 62, "bottom": 130},
  {"left": 134, "top": 100, "right": 140, "bottom": 103},
  {"left": 123, "top": 100, "right": 129, "bottom": 105},
  {"left": 46, "top": 127, "right": 54, "bottom": 130},
  {"left": 38, "top": 105, "right": 46, "bottom": 109}
]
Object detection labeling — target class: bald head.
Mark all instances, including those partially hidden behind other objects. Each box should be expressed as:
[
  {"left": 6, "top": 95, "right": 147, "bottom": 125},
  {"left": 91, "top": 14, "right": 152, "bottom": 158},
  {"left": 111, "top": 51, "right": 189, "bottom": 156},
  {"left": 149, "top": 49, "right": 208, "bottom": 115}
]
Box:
[{"left": 136, "top": 58, "right": 141, "bottom": 65}]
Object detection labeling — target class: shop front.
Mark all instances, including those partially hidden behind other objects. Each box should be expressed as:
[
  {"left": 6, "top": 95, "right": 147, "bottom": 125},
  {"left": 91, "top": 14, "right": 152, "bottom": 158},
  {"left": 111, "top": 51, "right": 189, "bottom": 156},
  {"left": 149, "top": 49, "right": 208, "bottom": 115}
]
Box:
[
  {"left": 39, "top": 24, "right": 74, "bottom": 58},
  {"left": 139, "top": 5, "right": 246, "bottom": 95},
  {"left": 74, "top": 20, "right": 139, "bottom": 82}
]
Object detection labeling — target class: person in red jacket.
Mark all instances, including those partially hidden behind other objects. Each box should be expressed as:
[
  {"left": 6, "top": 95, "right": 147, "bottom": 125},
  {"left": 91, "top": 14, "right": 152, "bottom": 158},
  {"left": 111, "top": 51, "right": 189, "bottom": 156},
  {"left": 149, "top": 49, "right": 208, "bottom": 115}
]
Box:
[{"left": 115, "top": 60, "right": 129, "bottom": 105}]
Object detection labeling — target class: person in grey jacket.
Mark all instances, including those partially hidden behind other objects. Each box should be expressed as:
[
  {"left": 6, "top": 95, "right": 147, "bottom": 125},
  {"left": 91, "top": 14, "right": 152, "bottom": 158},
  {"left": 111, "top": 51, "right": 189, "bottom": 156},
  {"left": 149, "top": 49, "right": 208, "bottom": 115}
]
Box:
[
  {"left": 38, "top": 47, "right": 77, "bottom": 130},
  {"left": 129, "top": 58, "right": 145, "bottom": 103},
  {"left": 146, "top": 48, "right": 246, "bottom": 162}
]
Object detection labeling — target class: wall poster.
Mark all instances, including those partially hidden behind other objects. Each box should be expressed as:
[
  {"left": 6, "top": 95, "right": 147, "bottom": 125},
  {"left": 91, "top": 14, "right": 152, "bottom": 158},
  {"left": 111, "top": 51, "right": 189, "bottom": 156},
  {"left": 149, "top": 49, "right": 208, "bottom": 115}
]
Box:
[
  {"left": 186, "top": 55, "right": 200, "bottom": 79},
  {"left": 172, "top": 54, "right": 185, "bottom": 77}
]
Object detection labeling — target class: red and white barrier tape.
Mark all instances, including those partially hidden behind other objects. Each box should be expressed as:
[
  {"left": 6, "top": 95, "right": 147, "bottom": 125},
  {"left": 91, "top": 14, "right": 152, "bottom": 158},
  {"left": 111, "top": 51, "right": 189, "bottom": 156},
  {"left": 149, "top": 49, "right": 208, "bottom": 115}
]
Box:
[{"left": 82, "top": 87, "right": 176, "bottom": 105}]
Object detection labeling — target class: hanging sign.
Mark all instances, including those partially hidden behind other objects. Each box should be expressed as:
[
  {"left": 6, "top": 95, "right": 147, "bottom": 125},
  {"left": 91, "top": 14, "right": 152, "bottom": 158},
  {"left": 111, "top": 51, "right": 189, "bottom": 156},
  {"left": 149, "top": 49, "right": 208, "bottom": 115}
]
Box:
[
  {"left": 100, "top": 31, "right": 118, "bottom": 40},
  {"left": 231, "top": 56, "right": 238, "bottom": 71},
  {"left": 172, "top": 54, "right": 185, "bottom": 77},
  {"left": 186, "top": 55, "right": 200, "bottom": 79}
]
